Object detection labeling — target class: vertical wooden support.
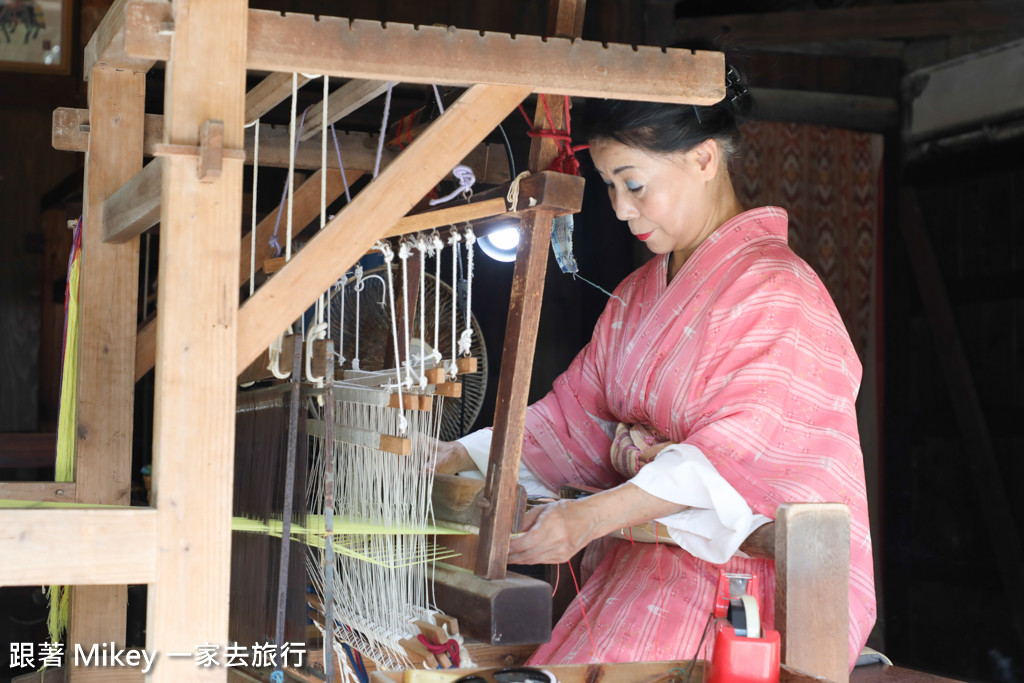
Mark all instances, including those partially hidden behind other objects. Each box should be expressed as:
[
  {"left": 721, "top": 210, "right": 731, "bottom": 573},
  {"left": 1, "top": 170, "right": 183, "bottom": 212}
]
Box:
[
  {"left": 475, "top": 0, "right": 585, "bottom": 581},
  {"left": 67, "top": 66, "right": 145, "bottom": 671},
  {"left": 475, "top": 209, "right": 555, "bottom": 579},
  {"left": 775, "top": 503, "right": 850, "bottom": 683},
  {"left": 147, "top": 1, "right": 247, "bottom": 680}
]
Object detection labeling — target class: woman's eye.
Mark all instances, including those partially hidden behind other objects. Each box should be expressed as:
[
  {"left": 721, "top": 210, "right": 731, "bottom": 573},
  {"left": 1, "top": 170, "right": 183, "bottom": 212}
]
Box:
[{"left": 626, "top": 182, "right": 643, "bottom": 194}]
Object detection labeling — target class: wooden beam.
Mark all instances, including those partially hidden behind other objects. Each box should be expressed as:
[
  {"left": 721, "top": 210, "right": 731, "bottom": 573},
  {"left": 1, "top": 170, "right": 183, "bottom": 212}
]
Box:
[
  {"left": 102, "top": 158, "right": 162, "bottom": 244},
  {"left": 244, "top": 72, "right": 313, "bottom": 124},
  {"left": 775, "top": 504, "right": 849, "bottom": 683},
  {"left": 0, "top": 508, "right": 156, "bottom": 586},
  {"left": 68, "top": 65, "right": 146, "bottom": 661},
  {"left": 122, "top": 3, "right": 724, "bottom": 105},
  {"left": 0, "top": 481, "right": 76, "bottom": 502},
  {"left": 299, "top": 79, "right": 391, "bottom": 141},
  {"left": 147, "top": 0, "right": 248, "bottom": 679},
  {"left": 56, "top": 109, "right": 509, "bottom": 183},
  {"left": 476, "top": 0, "right": 580, "bottom": 581},
  {"left": 675, "top": 1, "right": 1024, "bottom": 47},
  {"left": 474, "top": 211, "right": 555, "bottom": 581},
  {"left": 235, "top": 83, "right": 531, "bottom": 374},
  {"left": 83, "top": 0, "right": 154, "bottom": 80}
]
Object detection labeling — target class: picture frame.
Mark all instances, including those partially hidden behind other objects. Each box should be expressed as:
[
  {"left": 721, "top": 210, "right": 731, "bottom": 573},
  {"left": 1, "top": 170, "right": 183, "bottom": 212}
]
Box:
[{"left": 0, "top": 0, "right": 73, "bottom": 74}]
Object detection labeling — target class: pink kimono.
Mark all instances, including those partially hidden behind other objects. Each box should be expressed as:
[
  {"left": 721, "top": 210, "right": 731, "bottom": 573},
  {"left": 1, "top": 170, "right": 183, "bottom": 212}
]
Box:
[{"left": 521, "top": 207, "right": 876, "bottom": 668}]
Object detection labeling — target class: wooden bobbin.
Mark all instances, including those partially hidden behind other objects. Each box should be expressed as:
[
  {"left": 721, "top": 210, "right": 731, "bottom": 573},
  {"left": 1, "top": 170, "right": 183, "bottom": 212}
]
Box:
[
  {"left": 389, "top": 393, "right": 420, "bottom": 411},
  {"left": 398, "top": 637, "right": 441, "bottom": 670},
  {"left": 418, "top": 395, "right": 433, "bottom": 412},
  {"left": 424, "top": 367, "right": 446, "bottom": 384},
  {"left": 456, "top": 356, "right": 478, "bottom": 374},
  {"left": 435, "top": 382, "right": 463, "bottom": 398},
  {"left": 264, "top": 256, "right": 287, "bottom": 273},
  {"left": 379, "top": 435, "right": 412, "bottom": 456},
  {"left": 433, "top": 614, "right": 460, "bottom": 637}
]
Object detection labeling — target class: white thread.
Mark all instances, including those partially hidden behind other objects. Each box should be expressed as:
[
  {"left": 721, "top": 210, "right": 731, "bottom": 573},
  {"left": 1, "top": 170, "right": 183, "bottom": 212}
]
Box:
[
  {"left": 447, "top": 228, "right": 461, "bottom": 379},
  {"left": 250, "top": 118, "right": 260, "bottom": 297},
  {"left": 459, "top": 227, "right": 476, "bottom": 357},
  {"left": 352, "top": 265, "right": 364, "bottom": 372},
  {"left": 507, "top": 171, "right": 531, "bottom": 211},
  {"left": 431, "top": 233, "right": 444, "bottom": 368},
  {"left": 286, "top": 73, "right": 298, "bottom": 261},
  {"left": 378, "top": 241, "right": 408, "bottom": 436},
  {"left": 373, "top": 82, "right": 394, "bottom": 179},
  {"left": 398, "top": 241, "right": 414, "bottom": 389}
]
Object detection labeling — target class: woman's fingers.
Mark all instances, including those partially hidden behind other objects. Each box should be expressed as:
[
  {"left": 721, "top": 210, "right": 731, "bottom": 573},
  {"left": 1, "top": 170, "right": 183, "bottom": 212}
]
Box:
[{"left": 507, "top": 500, "right": 596, "bottom": 565}]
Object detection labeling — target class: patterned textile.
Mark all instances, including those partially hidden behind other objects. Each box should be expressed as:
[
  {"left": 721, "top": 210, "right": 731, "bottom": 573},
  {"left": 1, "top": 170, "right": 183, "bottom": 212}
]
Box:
[
  {"left": 734, "top": 121, "right": 880, "bottom": 358},
  {"left": 609, "top": 422, "right": 666, "bottom": 479},
  {"left": 522, "top": 207, "right": 876, "bottom": 669}
]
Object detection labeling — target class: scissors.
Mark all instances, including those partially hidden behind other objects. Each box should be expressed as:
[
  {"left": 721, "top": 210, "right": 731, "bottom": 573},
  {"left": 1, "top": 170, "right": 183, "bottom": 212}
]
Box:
[{"left": 453, "top": 668, "right": 558, "bottom": 683}]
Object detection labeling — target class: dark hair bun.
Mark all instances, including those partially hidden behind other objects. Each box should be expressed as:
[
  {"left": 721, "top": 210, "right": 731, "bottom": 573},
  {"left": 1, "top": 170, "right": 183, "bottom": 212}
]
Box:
[{"left": 578, "top": 62, "right": 750, "bottom": 162}]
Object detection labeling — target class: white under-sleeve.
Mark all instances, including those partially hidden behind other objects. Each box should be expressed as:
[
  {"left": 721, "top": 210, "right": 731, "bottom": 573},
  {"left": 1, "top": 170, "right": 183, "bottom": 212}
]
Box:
[
  {"left": 628, "top": 443, "right": 771, "bottom": 564},
  {"left": 455, "top": 428, "right": 558, "bottom": 498}
]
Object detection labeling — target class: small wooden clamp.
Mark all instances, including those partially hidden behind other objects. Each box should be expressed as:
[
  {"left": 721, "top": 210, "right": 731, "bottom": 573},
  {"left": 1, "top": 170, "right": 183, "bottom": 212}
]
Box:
[
  {"left": 153, "top": 119, "right": 245, "bottom": 183},
  {"left": 456, "top": 357, "right": 478, "bottom": 374}
]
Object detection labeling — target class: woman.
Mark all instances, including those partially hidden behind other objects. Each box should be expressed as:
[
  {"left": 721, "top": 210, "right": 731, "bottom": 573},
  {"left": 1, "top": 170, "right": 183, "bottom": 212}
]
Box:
[{"left": 438, "top": 77, "right": 877, "bottom": 669}]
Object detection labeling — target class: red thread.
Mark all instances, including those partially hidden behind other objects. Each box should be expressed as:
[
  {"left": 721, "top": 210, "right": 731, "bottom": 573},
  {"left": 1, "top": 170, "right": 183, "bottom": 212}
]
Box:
[
  {"left": 416, "top": 634, "right": 460, "bottom": 668},
  {"left": 517, "top": 95, "right": 588, "bottom": 176},
  {"left": 567, "top": 560, "right": 599, "bottom": 659},
  {"left": 552, "top": 563, "right": 560, "bottom": 596}
]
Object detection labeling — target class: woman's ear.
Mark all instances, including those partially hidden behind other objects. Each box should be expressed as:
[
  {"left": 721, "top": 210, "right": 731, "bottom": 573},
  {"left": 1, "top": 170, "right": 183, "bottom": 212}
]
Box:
[{"left": 693, "top": 138, "right": 721, "bottom": 180}]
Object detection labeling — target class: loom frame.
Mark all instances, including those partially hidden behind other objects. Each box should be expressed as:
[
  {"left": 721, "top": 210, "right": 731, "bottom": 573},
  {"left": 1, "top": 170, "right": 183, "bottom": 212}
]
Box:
[{"left": 0, "top": 1, "right": 849, "bottom": 682}]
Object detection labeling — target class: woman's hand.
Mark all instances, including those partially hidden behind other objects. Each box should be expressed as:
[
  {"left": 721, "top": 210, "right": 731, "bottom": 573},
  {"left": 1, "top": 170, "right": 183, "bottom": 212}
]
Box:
[
  {"left": 430, "top": 439, "right": 476, "bottom": 474},
  {"left": 507, "top": 499, "right": 599, "bottom": 565},
  {"left": 507, "top": 483, "right": 690, "bottom": 565}
]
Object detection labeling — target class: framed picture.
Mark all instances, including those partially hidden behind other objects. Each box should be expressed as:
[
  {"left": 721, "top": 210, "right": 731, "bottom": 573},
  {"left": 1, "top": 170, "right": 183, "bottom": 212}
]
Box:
[{"left": 0, "top": 0, "right": 73, "bottom": 74}]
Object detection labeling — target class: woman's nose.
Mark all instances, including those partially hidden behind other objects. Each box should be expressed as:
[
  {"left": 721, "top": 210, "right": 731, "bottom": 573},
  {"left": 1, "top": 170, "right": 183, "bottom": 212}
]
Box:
[{"left": 611, "top": 191, "right": 639, "bottom": 221}]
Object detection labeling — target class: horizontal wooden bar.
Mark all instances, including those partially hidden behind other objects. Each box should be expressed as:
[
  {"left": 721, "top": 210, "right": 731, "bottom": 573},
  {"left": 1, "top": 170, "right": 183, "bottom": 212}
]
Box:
[
  {"left": 0, "top": 432, "right": 56, "bottom": 468},
  {"left": 300, "top": 79, "right": 391, "bottom": 141},
  {"left": 0, "top": 481, "right": 77, "bottom": 502},
  {"left": 245, "top": 72, "right": 313, "bottom": 124},
  {"left": 0, "top": 507, "right": 157, "bottom": 586},
  {"left": 431, "top": 562, "right": 552, "bottom": 645},
  {"left": 103, "top": 158, "right": 162, "bottom": 244},
  {"left": 122, "top": 2, "right": 724, "bottom": 105},
  {"left": 54, "top": 107, "right": 509, "bottom": 180}
]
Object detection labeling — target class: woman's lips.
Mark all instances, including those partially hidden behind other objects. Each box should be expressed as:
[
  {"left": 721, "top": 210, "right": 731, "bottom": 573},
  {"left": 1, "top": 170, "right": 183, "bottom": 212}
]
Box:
[{"left": 636, "top": 231, "right": 654, "bottom": 241}]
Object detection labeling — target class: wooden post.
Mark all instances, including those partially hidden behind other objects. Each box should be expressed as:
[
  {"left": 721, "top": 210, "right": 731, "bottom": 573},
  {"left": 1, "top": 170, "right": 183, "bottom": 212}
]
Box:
[
  {"left": 475, "top": 0, "right": 585, "bottom": 581},
  {"left": 775, "top": 503, "right": 850, "bottom": 683},
  {"left": 67, "top": 65, "right": 145, "bottom": 674},
  {"left": 147, "top": 0, "right": 248, "bottom": 680}
]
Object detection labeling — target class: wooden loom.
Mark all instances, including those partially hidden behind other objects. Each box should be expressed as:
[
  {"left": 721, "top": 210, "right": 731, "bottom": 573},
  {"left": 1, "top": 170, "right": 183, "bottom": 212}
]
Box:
[{"left": 0, "top": 1, "right": 862, "bottom": 682}]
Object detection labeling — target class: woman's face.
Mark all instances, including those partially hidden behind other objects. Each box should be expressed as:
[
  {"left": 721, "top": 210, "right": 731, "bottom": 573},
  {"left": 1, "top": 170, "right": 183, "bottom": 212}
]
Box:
[{"left": 590, "top": 137, "right": 721, "bottom": 265}]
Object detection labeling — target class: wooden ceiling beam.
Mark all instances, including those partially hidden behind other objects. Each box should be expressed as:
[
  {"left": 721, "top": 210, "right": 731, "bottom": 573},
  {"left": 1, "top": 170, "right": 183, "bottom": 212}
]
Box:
[
  {"left": 299, "top": 79, "right": 391, "bottom": 142},
  {"left": 675, "top": 0, "right": 1024, "bottom": 47},
  {"left": 121, "top": 1, "right": 724, "bottom": 105},
  {"left": 244, "top": 72, "right": 314, "bottom": 124},
  {"left": 54, "top": 108, "right": 510, "bottom": 183}
]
